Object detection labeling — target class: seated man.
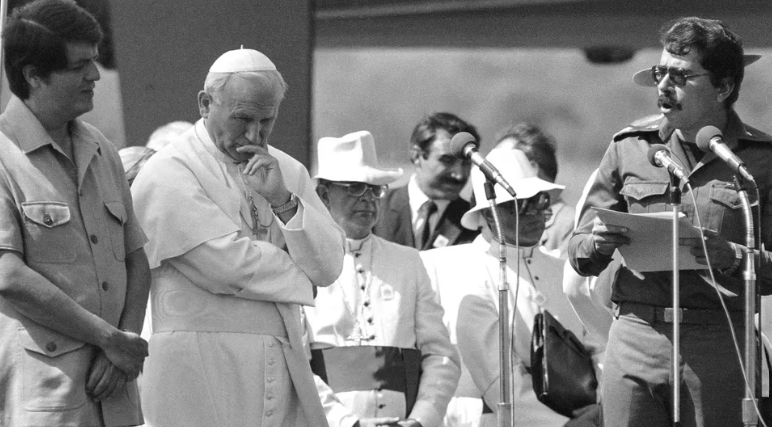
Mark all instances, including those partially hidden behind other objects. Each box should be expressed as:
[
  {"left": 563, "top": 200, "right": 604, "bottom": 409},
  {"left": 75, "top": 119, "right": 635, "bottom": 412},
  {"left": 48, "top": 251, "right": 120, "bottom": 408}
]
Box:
[
  {"left": 422, "top": 148, "right": 600, "bottom": 427},
  {"left": 305, "top": 130, "right": 460, "bottom": 427}
]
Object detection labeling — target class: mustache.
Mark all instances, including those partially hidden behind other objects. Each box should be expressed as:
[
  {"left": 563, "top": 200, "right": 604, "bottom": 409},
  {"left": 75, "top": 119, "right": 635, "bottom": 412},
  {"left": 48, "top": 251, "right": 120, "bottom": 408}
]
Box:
[
  {"left": 657, "top": 94, "right": 682, "bottom": 111},
  {"left": 440, "top": 176, "right": 466, "bottom": 186}
]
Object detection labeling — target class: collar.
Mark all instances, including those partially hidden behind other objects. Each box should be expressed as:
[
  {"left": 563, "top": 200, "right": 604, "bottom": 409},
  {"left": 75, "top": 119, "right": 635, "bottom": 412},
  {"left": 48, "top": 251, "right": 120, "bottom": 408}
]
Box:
[
  {"left": 4, "top": 95, "right": 100, "bottom": 156},
  {"left": 346, "top": 233, "right": 372, "bottom": 253},
  {"left": 407, "top": 174, "right": 450, "bottom": 221},
  {"left": 658, "top": 109, "right": 771, "bottom": 148}
]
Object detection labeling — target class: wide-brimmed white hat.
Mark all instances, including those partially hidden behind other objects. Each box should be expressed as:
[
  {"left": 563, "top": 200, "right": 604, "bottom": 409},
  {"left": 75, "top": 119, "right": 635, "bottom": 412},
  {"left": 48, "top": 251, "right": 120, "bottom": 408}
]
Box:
[
  {"left": 461, "top": 147, "right": 564, "bottom": 230},
  {"left": 314, "top": 131, "right": 403, "bottom": 186},
  {"left": 632, "top": 54, "right": 761, "bottom": 87}
]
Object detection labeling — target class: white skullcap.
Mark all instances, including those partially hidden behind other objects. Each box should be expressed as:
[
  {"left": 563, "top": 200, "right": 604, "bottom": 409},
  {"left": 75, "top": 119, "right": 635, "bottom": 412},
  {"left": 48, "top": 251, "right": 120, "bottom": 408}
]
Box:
[{"left": 209, "top": 48, "right": 276, "bottom": 73}]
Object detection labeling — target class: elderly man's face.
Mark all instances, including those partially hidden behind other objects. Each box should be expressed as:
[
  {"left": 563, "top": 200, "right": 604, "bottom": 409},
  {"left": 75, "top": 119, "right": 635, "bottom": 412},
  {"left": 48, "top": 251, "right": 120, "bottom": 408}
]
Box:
[
  {"left": 483, "top": 193, "right": 550, "bottom": 247},
  {"left": 318, "top": 181, "right": 381, "bottom": 240},
  {"left": 413, "top": 130, "right": 471, "bottom": 201},
  {"left": 656, "top": 49, "right": 727, "bottom": 133},
  {"left": 200, "top": 75, "right": 281, "bottom": 163}
]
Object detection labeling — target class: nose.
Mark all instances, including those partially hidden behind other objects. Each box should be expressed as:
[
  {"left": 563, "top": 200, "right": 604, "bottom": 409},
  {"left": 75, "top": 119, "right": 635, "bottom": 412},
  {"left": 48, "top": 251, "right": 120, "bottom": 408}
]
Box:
[
  {"left": 84, "top": 59, "right": 100, "bottom": 82},
  {"left": 657, "top": 72, "right": 673, "bottom": 91},
  {"left": 244, "top": 122, "right": 261, "bottom": 145}
]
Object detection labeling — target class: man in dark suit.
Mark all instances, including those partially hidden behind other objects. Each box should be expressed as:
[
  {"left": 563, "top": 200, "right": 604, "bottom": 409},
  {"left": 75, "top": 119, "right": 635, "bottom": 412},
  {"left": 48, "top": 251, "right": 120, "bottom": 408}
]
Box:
[{"left": 374, "top": 112, "right": 480, "bottom": 250}]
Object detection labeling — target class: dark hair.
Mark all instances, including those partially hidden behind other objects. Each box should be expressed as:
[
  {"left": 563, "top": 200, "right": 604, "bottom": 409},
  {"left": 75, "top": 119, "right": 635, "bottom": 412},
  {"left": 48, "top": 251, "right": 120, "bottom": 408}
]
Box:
[
  {"left": 410, "top": 112, "right": 480, "bottom": 155},
  {"left": 495, "top": 122, "right": 558, "bottom": 182},
  {"left": 3, "top": 0, "right": 103, "bottom": 99},
  {"left": 660, "top": 16, "right": 744, "bottom": 108}
]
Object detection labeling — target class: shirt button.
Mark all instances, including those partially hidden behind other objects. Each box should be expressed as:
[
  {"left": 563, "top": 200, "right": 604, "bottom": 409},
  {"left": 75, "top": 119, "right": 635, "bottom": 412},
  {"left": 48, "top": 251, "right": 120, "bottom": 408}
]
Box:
[
  {"left": 101, "top": 281, "right": 109, "bottom": 291},
  {"left": 363, "top": 301, "right": 370, "bottom": 307},
  {"left": 367, "top": 318, "right": 373, "bottom": 324},
  {"left": 378, "top": 404, "right": 386, "bottom": 409},
  {"left": 46, "top": 342, "right": 57, "bottom": 352},
  {"left": 268, "top": 341, "right": 275, "bottom": 348},
  {"left": 43, "top": 214, "right": 53, "bottom": 226},
  {"left": 266, "top": 410, "right": 273, "bottom": 417},
  {"left": 90, "top": 235, "right": 98, "bottom": 244},
  {"left": 267, "top": 378, "right": 274, "bottom": 383}
]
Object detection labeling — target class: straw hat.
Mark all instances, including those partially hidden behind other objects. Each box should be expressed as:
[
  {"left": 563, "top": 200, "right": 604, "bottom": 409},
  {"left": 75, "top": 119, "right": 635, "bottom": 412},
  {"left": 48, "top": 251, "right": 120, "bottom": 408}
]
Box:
[
  {"left": 314, "top": 131, "right": 403, "bottom": 186},
  {"left": 461, "top": 147, "right": 564, "bottom": 230}
]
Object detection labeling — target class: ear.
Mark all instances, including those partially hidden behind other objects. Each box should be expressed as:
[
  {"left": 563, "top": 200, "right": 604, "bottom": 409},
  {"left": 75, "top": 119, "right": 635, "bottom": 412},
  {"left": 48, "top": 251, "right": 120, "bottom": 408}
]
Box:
[
  {"left": 716, "top": 77, "right": 735, "bottom": 103},
  {"left": 22, "top": 65, "right": 43, "bottom": 90},
  {"left": 315, "top": 184, "right": 332, "bottom": 210},
  {"left": 198, "top": 90, "right": 212, "bottom": 119},
  {"left": 410, "top": 146, "right": 422, "bottom": 165}
]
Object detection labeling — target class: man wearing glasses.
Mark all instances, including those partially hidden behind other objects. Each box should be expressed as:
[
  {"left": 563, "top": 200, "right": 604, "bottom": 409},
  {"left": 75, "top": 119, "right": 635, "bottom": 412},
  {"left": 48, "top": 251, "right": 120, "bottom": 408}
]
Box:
[
  {"left": 422, "top": 148, "right": 600, "bottom": 426},
  {"left": 568, "top": 17, "right": 772, "bottom": 426},
  {"left": 306, "top": 130, "right": 460, "bottom": 427}
]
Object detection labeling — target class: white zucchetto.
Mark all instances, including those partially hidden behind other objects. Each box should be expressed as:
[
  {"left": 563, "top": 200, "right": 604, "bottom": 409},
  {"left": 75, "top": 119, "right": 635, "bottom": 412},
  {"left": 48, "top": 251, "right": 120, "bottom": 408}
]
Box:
[{"left": 209, "top": 48, "right": 276, "bottom": 73}]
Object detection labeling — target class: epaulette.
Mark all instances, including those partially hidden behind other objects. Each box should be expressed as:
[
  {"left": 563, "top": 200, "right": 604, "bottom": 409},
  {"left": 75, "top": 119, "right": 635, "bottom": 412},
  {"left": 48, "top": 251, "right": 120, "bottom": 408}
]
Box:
[
  {"left": 739, "top": 123, "right": 772, "bottom": 143},
  {"left": 612, "top": 114, "right": 664, "bottom": 142}
]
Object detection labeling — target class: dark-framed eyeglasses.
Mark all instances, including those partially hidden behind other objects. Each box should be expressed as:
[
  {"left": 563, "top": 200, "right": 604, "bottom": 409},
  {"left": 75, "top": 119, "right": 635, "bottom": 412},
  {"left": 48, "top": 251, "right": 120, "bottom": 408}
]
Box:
[
  {"left": 330, "top": 181, "right": 388, "bottom": 198},
  {"left": 650, "top": 65, "right": 710, "bottom": 87},
  {"left": 499, "top": 193, "right": 552, "bottom": 217}
]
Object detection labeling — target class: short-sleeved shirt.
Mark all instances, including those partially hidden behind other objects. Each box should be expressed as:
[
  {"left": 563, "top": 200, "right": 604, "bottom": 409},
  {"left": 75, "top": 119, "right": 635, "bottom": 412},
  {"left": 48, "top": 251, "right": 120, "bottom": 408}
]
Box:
[{"left": 0, "top": 96, "right": 146, "bottom": 424}]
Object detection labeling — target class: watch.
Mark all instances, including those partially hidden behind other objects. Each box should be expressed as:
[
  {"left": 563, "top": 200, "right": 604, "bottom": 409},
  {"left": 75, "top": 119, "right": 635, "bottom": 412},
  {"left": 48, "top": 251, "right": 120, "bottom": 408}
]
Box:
[
  {"left": 719, "top": 243, "right": 744, "bottom": 276},
  {"left": 271, "top": 193, "right": 298, "bottom": 214}
]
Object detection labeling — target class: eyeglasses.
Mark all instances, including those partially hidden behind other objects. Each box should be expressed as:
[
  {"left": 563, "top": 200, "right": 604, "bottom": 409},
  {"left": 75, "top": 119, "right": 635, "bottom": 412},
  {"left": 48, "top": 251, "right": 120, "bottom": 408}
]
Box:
[
  {"left": 330, "top": 182, "right": 388, "bottom": 198},
  {"left": 650, "top": 65, "right": 710, "bottom": 87},
  {"left": 499, "top": 193, "right": 552, "bottom": 217}
]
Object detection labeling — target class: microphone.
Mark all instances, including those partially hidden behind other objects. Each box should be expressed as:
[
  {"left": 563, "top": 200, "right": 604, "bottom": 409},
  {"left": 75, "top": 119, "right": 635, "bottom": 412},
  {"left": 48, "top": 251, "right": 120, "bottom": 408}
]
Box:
[
  {"left": 450, "top": 132, "right": 516, "bottom": 197},
  {"left": 647, "top": 144, "right": 690, "bottom": 184},
  {"left": 696, "top": 125, "right": 755, "bottom": 183}
]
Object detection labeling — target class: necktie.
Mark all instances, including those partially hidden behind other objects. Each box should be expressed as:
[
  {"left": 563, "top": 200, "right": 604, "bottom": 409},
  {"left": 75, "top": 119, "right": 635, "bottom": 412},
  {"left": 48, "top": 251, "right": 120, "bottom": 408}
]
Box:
[{"left": 415, "top": 200, "right": 437, "bottom": 250}]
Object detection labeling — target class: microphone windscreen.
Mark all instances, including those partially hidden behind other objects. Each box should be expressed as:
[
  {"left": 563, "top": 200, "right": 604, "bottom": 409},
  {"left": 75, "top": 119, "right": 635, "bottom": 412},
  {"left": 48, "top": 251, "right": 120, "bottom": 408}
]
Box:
[
  {"left": 696, "top": 125, "right": 722, "bottom": 152},
  {"left": 647, "top": 144, "right": 669, "bottom": 167},
  {"left": 450, "top": 132, "right": 478, "bottom": 159}
]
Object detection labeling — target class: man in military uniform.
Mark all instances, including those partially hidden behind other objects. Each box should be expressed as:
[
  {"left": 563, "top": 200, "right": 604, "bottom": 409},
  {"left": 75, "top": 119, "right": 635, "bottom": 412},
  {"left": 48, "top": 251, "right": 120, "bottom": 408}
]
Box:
[{"left": 568, "top": 17, "right": 772, "bottom": 426}]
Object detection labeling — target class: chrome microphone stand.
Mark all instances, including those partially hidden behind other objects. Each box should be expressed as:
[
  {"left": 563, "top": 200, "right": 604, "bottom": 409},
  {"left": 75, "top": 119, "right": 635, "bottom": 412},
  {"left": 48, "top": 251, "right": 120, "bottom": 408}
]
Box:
[
  {"left": 667, "top": 173, "right": 683, "bottom": 426},
  {"left": 484, "top": 181, "right": 513, "bottom": 427},
  {"left": 734, "top": 176, "right": 759, "bottom": 427}
]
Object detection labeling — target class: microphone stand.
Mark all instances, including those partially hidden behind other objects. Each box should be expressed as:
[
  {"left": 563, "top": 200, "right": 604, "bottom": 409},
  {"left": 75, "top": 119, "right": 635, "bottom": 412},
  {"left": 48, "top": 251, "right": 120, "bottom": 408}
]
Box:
[
  {"left": 734, "top": 176, "right": 758, "bottom": 427},
  {"left": 484, "top": 181, "right": 513, "bottom": 427},
  {"left": 668, "top": 173, "right": 683, "bottom": 427}
]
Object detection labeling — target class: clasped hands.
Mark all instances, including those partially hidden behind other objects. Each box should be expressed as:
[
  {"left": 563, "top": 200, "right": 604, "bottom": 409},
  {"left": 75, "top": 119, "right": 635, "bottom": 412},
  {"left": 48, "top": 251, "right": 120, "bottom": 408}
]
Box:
[
  {"left": 87, "top": 329, "right": 148, "bottom": 402},
  {"left": 591, "top": 217, "right": 737, "bottom": 269}
]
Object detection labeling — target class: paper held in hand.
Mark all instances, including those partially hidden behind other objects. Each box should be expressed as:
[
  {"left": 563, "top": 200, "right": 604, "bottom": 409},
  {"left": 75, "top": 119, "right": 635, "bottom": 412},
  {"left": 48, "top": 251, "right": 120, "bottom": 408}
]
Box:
[{"left": 592, "top": 207, "right": 705, "bottom": 272}]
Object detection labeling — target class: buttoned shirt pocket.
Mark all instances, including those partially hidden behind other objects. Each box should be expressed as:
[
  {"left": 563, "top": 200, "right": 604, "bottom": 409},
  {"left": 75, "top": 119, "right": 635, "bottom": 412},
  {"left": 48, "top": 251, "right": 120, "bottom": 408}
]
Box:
[
  {"left": 104, "top": 201, "right": 127, "bottom": 261},
  {"left": 21, "top": 201, "right": 77, "bottom": 263},
  {"left": 620, "top": 180, "right": 669, "bottom": 213},
  {"left": 708, "top": 182, "right": 743, "bottom": 238},
  {"left": 17, "top": 328, "right": 90, "bottom": 411}
]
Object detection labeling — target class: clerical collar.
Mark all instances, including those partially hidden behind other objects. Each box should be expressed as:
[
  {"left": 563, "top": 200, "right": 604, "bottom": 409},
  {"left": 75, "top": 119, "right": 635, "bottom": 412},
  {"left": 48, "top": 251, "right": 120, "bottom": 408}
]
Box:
[{"left": 346, "top": 234, "right": 372, "bottom": 253}]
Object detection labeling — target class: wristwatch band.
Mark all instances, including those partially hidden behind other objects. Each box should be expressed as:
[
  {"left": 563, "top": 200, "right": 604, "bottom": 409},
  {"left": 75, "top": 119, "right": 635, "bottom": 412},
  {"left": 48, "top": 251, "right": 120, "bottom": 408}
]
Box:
[
  {"left": 271, "top": 193, "right": 298, "bottom": 214},
  {"left": 719, "top": 243, "right": 744, "bottom": 276}
]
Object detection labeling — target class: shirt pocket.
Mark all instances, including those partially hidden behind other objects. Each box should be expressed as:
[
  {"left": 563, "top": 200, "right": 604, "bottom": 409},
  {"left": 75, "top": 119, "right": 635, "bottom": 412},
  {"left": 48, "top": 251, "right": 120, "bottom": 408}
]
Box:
[
  {"left": 104, "top": 201, "right": 127, "bottom": 261},
  {"left": 707, "top": 182, "right": 744, "bottom": 239},
  {"left": 620, "top": 180, "right": 669, "bottom": 213},
  {"left": 21, "top": 201, "right": 77, "bottom": 263},
  {"left": 17, "top": 328, "right": 90, "bottom": 411}
]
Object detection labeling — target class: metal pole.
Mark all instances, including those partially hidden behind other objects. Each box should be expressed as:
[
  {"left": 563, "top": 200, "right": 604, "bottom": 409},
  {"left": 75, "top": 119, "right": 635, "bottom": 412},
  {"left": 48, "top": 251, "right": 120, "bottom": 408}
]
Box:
[
  {"left": 669, "top": 177, "right": 682, "bottom": 426},
  {"left": 735, "top": 179, "right": 758, "bottom": 427},
  {"left": 484, "top": 181, "right": 513, "bottom": 427},
  {"left": 0, "top": 0, "right": 8, "bottom": 103}
]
